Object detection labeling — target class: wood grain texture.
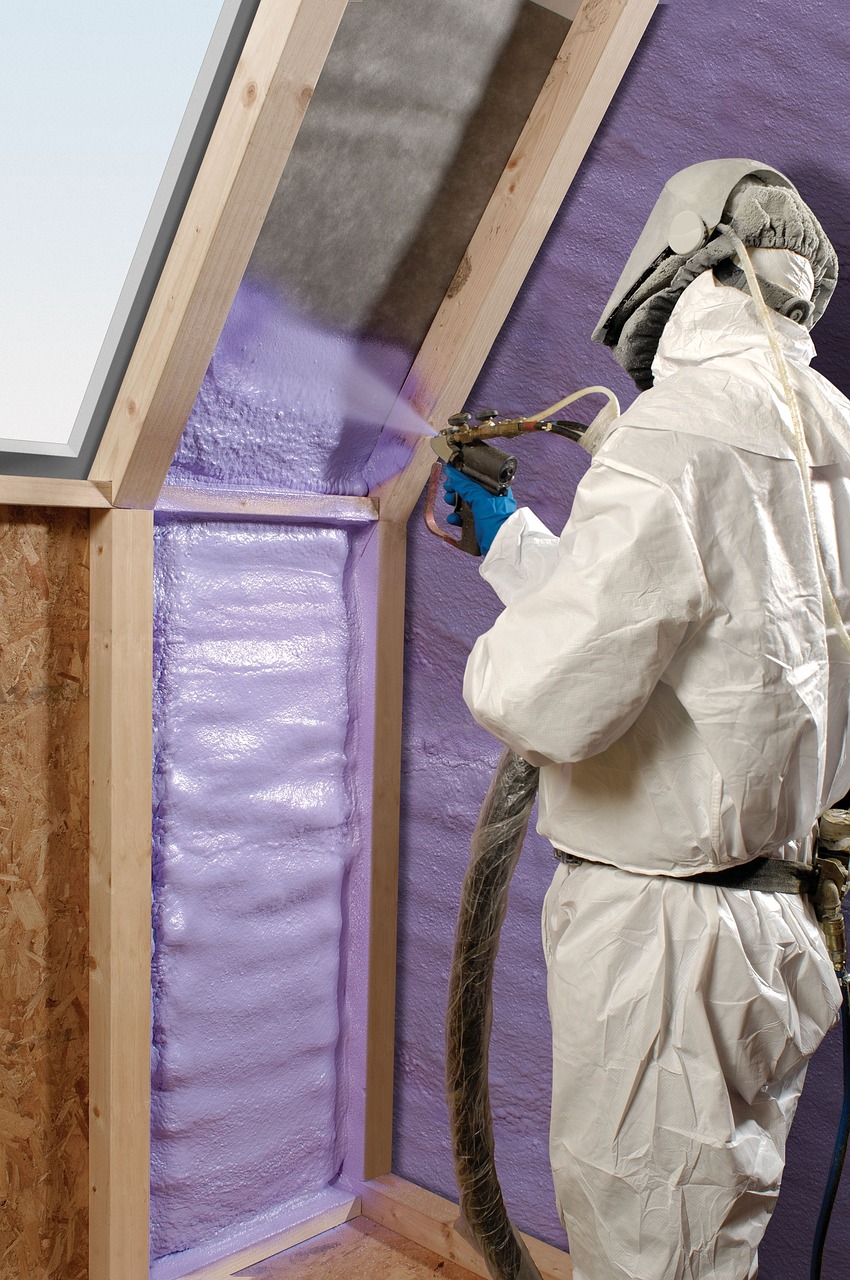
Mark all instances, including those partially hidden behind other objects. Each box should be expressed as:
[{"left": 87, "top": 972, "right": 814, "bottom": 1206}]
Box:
[
  {"left": 156, "top": 484, "right": 378, "bottom": 524},
  {"left": 363, "top": 520, "right": 407, "bottom": 1179},
  {"left": 359, "top": 1176, "right": 572, "bottom": 1280},
  {"left": 241, "top": 1216, "right": 479, "bottom": 1278},
  {"left": 89, "top": 508, "right": 154, "bottom": 1280},
  {"left": 89, "top": 0, "right": 349, "bottom": 509},
  {"left": 0, "top": 507, "right": 90, "bottom": 1280},
  {"left": 178, "top": 1195, "right": 362, "bottom": 1280},
  {"left": 372, "top": 0, "right": 658, "bottom": 524},
  {"left": 0, "top": 478, "right": 112, "bottom": 509},
  {"left": 358, "top": 0, "right": 656, "bottom": 1190}
]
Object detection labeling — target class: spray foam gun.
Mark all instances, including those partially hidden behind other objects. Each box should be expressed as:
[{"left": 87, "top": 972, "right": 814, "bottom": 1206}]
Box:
[{"left": 424, "top": 386, "right": 620, "bottom": 556}]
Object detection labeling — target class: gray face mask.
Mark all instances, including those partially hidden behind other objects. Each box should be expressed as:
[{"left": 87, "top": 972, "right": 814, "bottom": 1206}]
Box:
[{"left": 592, "top": 159, "right": 838, "bottom": 390}]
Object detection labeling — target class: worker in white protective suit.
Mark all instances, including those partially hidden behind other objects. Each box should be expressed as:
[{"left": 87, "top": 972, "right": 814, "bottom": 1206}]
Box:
[{"left": 451, "top": 160, "right": 850, "bottom": 1280}]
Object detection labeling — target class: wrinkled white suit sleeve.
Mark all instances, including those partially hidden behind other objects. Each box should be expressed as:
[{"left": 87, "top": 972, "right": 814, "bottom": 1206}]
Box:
[{"left": 463, "top": 460, "right": 708, "bottom": 766}]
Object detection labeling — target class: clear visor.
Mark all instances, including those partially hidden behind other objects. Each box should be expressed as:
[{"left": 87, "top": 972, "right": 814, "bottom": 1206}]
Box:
[{"left": 744, "top": 248, "right": 815, "bottom": 301}]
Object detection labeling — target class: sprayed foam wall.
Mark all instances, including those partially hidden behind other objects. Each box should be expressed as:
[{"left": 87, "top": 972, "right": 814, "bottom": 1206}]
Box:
[
  {"left": 167, "top": 283, "right": 416, "bottom": 497},
  {"left": 150, "top": 519, "right": 364, "bottom": 1263}
]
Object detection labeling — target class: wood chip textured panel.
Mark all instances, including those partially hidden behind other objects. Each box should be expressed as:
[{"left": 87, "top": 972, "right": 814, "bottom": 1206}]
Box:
[{"left": 0, "top": 507, "right": 89, "bottom": 1280}]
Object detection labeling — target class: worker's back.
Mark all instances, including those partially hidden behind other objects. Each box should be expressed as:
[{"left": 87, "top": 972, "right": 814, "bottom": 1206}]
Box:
[
  {"left": 540, "top": 271, "right": 850, "bottom": 872},
  {"left": 462, "top": 272, "right": 850, "bottom": 874}
]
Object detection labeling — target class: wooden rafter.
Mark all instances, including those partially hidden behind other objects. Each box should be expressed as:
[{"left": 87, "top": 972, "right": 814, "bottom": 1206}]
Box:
[
  {"left": 373, "top": 0, "right": 658, "bottom": 524},
  {"left": 89, "top": 0, "right": 349, "bottom": 510},
  {"left": 362, "top": 0, "right": 659, "bottom": 1189}
]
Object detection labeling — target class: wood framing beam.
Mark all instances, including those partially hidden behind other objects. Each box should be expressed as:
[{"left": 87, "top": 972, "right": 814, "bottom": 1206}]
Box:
[
  {"left": 156, "top": 483, "right": 378, "bottom": 524},
  {"left": 358, "top": 1176, "right": 572, "bottom": 1280},
  {"left": 363, "top": 519, "right": 407, "bottom": 1179},
  {"left": 0, "top": 477, "right": 112, "bottom": 508},
  {"left": 179, "top": 1193, "right": 362, "bottom": 1280},
  {"left": 358, "top": 0, "right": 656, "bottom": 1202},
  {"left": 373, "top": 0, "right": 658, "bottom": 524},
  {"left": 89, "top": 509, "right": 154, "bottom": 1280},
  {"left": 90, "top": 0, "right": 349, "bottom": 510}
]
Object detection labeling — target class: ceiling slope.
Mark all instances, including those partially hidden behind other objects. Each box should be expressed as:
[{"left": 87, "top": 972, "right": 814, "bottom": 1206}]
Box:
[
  {"left": 373, "top": 0, "right": 659, "bottom": 523},
  {"left": 91, "top": 0, "right": 657, "bottom": 511}
]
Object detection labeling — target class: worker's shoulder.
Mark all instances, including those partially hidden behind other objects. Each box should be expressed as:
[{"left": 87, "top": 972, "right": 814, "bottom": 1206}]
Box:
[
  {"left": 603, "top": 362, "right": 850, "bottom": 475},
  {"left": 612, "top": 368, "right": 778, "bottom": 459},
  {"left": 596, "top": 378, "right": 742, "bottom": 487}
]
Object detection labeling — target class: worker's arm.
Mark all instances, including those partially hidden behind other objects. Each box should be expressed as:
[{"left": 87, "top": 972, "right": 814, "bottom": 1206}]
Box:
[{"left": 463, "top": 459, "right": 709, "bottom": 766}]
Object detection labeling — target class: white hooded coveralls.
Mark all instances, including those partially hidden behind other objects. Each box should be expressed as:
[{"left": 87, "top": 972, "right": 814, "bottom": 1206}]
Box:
[{"left": 463, "top": 270, "right": 849, "bottom": 1280}]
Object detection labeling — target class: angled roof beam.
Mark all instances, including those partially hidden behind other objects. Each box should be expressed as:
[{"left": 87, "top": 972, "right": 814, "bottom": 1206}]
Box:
[
  {"left": 373, "top": 0, "right": 658, "bottom": 525},
  {"left": 90, "top": 0, "right": 349, "bottom": 509},
  {"left": 361, "top": 0, "right": 658, "bottom": 1182}
]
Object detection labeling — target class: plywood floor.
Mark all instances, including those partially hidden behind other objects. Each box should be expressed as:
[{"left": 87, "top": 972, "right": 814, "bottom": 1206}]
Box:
[{"left": 239, "top": 1217, "right": 479, "bottom": 1279}]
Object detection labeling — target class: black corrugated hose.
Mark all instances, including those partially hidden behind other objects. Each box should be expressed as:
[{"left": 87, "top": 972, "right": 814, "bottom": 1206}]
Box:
[
  {"left": 447, "top": 750, "right": 850, "bottom": 1280},
  {"left": 810, "top": 970, "right": 850, "bottom": 1280},
  {"left": 445, "top": 748, "right": 544, "bottom": 1280}
]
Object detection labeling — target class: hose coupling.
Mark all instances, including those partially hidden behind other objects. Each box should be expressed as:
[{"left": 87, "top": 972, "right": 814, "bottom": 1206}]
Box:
[{"left": 814, "top": 810, "right": 850, "bottom": 973}]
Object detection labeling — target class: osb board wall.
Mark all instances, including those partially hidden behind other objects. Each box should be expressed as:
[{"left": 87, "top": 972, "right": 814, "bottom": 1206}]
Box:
[{"left": 0, "top": 507, "right": 89, "bottom": 1279}]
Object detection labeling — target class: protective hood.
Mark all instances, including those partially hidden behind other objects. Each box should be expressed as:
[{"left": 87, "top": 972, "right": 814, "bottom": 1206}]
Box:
[{"left": 592, "top": 159, "right": 838, "bottom": 390}]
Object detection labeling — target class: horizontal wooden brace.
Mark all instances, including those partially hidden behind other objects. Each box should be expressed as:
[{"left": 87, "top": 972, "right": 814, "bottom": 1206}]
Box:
[
  {"left": 357, "top": 1175, "right": 572, "bottom": 1279},
  {"left": 156, "top": 484, "right": 378, "bottom": 523},
  {"left": 170, "top": 1193, "right": 361, "bottom": 1279},
  {"left": 0, "top": 476, "right": 112, "bottom": 508}
]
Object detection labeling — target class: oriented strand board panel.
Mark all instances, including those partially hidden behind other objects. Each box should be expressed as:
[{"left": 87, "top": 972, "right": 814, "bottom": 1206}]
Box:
[
  {"left": 240, "top": 1217, "right": 479, "bottom": 1278},
  {"left": 0, "top": 507, "right": 89, "bottom": 1280}
]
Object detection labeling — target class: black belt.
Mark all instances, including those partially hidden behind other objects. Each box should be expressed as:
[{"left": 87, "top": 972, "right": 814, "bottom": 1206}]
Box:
[{"left": 553, "top": 849, "right": 816, "bottom": 895}]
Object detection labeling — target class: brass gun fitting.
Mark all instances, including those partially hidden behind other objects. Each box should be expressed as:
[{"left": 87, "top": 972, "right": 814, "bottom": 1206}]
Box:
[
  {"left": 425, "top": 407, "right": 593, "bottom": 555},
  {"left": 814, "top": 809, "right": 850, "bottom": 973}
]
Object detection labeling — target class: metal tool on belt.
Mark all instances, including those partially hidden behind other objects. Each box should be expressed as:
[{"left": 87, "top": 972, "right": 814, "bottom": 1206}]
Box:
[{"left": 555, "top": 814, "right": 850, "bottom": 971}]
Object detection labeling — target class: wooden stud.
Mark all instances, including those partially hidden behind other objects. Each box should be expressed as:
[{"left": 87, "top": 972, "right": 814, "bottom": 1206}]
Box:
[
  {"left": 362, "top": 519, "right": 407, "bottom": 1179},
  {"left": 373, "top": 0, "right": 658, "bottom": 525},
  {"left": 0, "top": 477, "right": 112, "bottom": 508},
  {"left": 156, "top": 484, "right": 378, "bottom": 524},
  {"left": 88, "top": 508, "right": 154, "bottom": 1280},
  {"left": 89, "top": 0, "right": 349, "bottom": 509},
  {"left": 358, "top": 1176, "right": 572, "bottom": 1280}
]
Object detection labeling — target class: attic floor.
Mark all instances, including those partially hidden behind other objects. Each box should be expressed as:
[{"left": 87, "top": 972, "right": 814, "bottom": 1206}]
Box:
[{"left": 239, "top": 1216, "right": 479, "bottom": 1278}]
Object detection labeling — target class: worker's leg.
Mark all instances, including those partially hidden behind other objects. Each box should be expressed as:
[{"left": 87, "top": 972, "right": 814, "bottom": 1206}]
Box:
[{"left": 542, "top": 861, "right": 840, "bottom": 1280}]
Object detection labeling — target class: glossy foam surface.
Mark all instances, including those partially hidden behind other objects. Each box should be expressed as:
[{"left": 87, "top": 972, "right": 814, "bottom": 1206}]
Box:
[{"left": 151, "top": 520, "right": 356, "bottom": 1259}]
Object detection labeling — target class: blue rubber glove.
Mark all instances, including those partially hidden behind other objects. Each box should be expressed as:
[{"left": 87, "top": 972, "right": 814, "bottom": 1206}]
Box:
[{"left": 442, "top": 464, "right": 517, "bottom": 556}]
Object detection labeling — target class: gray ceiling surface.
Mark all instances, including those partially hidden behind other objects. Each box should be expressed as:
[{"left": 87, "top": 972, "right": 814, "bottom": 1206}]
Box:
[{"left": 245, "top": 0, "right": 569, "bottom": 353}]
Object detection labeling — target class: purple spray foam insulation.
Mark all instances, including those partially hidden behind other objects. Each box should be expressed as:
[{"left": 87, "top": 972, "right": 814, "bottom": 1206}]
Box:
[
  {"left": 394, "top": 0, "right": 850, "bottom": 1268},
  {"left": 166, "top": 279, "right": 425, "bottom": 498},
  {"left": 150, "top": 517, "right": 375, "bottom": 1264}
]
